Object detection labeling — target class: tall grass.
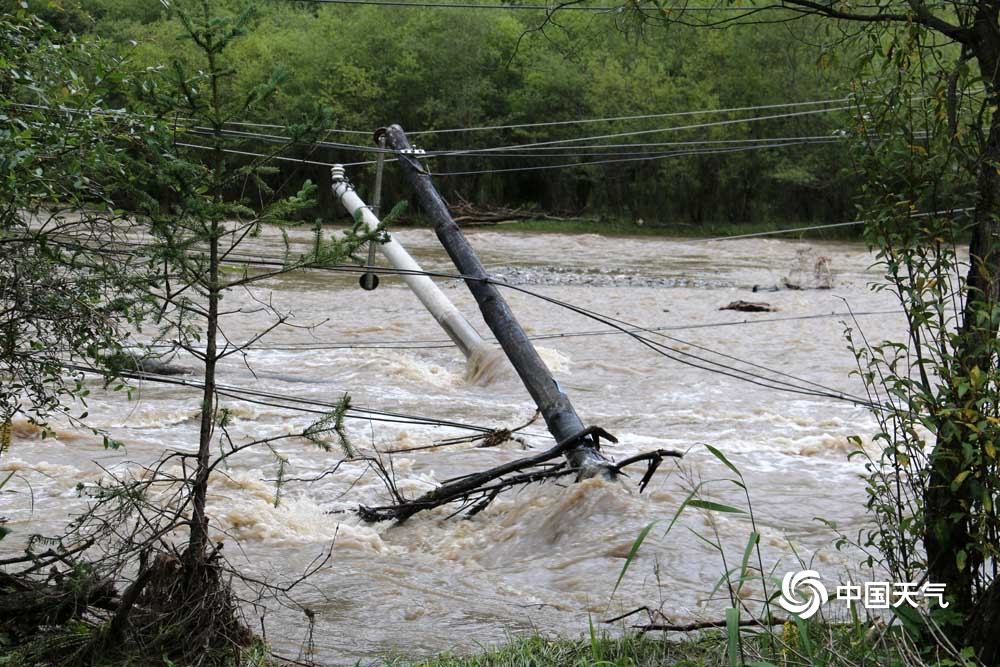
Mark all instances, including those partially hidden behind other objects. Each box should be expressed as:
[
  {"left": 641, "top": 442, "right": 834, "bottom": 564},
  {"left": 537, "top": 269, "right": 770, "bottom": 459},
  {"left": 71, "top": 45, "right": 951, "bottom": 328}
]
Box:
[{"left": 610, "top": 444, "right": 976, "bottom": 667}]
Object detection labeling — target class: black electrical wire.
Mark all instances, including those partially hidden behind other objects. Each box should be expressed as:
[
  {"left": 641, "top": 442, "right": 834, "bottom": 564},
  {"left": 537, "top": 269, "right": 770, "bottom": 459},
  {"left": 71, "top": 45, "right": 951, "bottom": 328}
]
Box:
[
  {"left": 65, "top": 364, "right": 496, "bottom": 433},
  {"left": 203, "top": 258, "right": 876, "bottom": 405}
]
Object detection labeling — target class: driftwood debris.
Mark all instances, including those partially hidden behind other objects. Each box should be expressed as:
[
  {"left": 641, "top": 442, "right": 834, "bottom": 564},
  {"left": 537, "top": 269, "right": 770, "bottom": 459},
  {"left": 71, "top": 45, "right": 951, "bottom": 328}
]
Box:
[
  {"left": 358, "top": 433, "right": 683, "bottom": 523},
  {"left": 448, "top": 192, "right": 573, "bottom": 225},
  {"left": 0, "top": 568, "right": 116, "bottom": 635},
  {"left": 1, "top": 536, "right": 254, "bottom": 664},
  {"left": 720, "top": 300, "right": 776, "bottom": 312},
  {"left": 603, "top": 606, "right": 787, "bottom": 633}
]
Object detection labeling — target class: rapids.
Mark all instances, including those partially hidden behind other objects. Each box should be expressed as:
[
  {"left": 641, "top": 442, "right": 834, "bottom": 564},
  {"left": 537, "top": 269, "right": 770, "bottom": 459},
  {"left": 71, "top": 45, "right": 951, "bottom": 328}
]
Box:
[{"left": 1, "top": 228, "right": 903, "bottom": 663}]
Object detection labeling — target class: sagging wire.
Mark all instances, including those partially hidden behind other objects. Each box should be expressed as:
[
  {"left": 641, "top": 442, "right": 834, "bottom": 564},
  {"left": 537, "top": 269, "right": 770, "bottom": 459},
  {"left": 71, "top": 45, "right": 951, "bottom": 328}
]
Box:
[
  {"left": 199, "top": 258, "right": 876, "bottom": 405},
  {"left": 75, "top": 232, "right": 905, "bottom": 407},
  {"left": 695, "top": 207, "right": 974, "bottom": 242},
  {"left": 8, "top": 97, "right": 856, "bottom": 137},
  {"left": 12, "top": 100, "right": 853, "bottom": 169},
  {"left": 424, "top": 140, "right": 837, "bottom": 176},
  {"left": 181, "top": 122, "right": 847, "bottom": 157},
  {"left": 63, "top": 364, "right": 495, "bottom": 434},
  {"left": 175, "top": 137, "right": 846, "bottom": 174},
  {"left": 37, "top": 207, "right": 967, "bottom": 407},
  {"left": 127, "top": 307, "right": 900, "bottom": 353},
  {"left": 340, "top": 105, "right": 855, "bottom": 166},
  {"left": 76, "top": 241, "right": 869, "bottom": 405},
  {"left": 490, "top": 279, "right": 876, "bottom": 406}
]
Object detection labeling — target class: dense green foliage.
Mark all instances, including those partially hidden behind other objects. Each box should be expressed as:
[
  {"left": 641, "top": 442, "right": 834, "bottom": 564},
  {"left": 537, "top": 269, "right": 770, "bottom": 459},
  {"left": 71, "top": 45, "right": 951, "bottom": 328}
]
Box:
[
  {"left": 33, "top": 0, "right": 859, "bottom": 226},
  {"left": 0, "top": 8, "right": 151, "bottom": 432},
  {"left": 843, "top": 15, "right": 1000, "bottom": 652},
  {"left": 1, "top": 4, "right": 374, "bottom": 663}
]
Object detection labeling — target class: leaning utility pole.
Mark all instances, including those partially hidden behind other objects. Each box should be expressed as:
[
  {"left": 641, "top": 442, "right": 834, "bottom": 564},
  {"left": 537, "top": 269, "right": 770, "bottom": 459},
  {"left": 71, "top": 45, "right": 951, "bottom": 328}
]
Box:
[
  {"left": 381, "top": 125, "right": 615, "bottom": 478},
  {"left": 330, "top": 165, "right": 489, "bottom": 361}
]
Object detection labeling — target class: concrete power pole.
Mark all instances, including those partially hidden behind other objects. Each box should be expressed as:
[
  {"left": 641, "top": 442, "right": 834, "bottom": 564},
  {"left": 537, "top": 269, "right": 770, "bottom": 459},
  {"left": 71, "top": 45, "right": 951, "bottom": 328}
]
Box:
[{"left": 381, "top": 125, "right": 614, "bottom": 478}]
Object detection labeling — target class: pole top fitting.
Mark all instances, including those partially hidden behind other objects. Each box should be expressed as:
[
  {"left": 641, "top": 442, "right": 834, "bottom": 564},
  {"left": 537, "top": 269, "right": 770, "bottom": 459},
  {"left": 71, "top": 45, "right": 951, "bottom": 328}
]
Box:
[
  {"left": 373, "top": 127, "right": 388, "bottom": 145},
  {"left": 330, "top": 164, "right": 346, "bottom": 183}
]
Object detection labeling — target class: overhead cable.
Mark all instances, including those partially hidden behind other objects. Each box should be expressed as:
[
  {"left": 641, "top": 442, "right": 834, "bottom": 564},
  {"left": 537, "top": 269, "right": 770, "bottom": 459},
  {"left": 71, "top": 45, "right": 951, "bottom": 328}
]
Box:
[
  {"left": 135, "top": 309, "right": 902, "bottom": 352},
  {"left": 11, "top": 99, "right": 853, "bottom": 150},
  {"left": 68, "top": 364, "right": 496, "bottom": 433},
  {"left": 203, "top": 258, "right": 874, "bottom": 404},
  {"left": 181, "top": 123, "right": 846, "bottom": 158}
]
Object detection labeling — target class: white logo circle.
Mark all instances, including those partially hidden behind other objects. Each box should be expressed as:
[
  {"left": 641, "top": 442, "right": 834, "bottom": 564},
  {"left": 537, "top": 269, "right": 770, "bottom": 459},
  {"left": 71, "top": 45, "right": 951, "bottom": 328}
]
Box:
[{"left": 778, "top": 570, "right": 828, "bottom": 619}]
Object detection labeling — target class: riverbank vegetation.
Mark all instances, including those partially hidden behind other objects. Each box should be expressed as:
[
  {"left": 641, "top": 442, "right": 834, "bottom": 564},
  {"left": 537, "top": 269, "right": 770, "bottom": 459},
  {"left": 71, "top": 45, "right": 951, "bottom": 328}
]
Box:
[
  {"left": 25, "top": 0, "right": 860, "bottom": 228},
  {"left": 387, "top": 625, "right": 925, "bottom": 667}
]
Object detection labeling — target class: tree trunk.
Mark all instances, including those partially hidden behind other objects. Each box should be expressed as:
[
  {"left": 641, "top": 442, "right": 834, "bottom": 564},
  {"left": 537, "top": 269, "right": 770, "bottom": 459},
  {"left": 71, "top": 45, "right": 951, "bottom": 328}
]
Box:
[
  {"left": 925, "top": 38, "right": 1000, "bottom": 626},
  {"left": 965, "top": 576, "right": 1000, "bottom": 664},
  {"left": 186, "top": 225, "right": 219, "bottom": 570},
  {"left": 186, "top": 32, "right": 224, "bottom": 572}
]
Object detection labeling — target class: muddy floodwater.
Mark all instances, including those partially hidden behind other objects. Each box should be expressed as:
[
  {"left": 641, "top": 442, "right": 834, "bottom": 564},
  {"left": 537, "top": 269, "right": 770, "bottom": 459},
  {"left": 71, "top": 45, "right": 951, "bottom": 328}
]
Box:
[{"left": 2, "top": 228, "right": 905, "bottom": 664}]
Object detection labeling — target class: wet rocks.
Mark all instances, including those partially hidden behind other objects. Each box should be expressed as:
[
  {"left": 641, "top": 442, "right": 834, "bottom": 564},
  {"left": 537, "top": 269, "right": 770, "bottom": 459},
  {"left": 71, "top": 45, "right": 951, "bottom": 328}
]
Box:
[{"left": 487, "top": 266, "right": 733, "bottom": 289}]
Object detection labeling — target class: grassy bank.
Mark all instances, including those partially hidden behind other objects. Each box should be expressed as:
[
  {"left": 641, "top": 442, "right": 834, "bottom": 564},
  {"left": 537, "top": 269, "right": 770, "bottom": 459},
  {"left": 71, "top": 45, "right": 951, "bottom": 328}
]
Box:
[
  {"left": 385, "top": 633, "right": 700, "bottom": 667},
  {"left": 383, "top": 623, "right": 934, "bottom": 667}
]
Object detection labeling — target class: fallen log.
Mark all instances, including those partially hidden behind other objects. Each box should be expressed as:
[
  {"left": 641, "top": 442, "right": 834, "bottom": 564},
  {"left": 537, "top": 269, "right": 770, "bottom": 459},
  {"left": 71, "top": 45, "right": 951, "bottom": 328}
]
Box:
[{"left": 720, "top": 300, "right": 776, "bottom": 313}]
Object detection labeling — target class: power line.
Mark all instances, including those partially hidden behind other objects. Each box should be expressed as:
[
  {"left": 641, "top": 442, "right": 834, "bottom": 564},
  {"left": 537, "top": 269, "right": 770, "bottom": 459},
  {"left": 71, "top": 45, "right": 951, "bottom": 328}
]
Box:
[
  {"left": 193, "top": 257, "right": 873, "bottom": 404},
  {"left": 425, "top": 141, "right": 829, "bottom": 176},
  {"left": 11, "top": 97, "right": 853, "bottom": 147},
  {"left": 53, "top": 233, "right": 932, "bottom": 406},
  {"left": 182, "top": 106, "right": 851, "bottom": 160},
  {"left": 343, "top": 105, "right": 854, "bottom": 165},
  {"left": 700, "top": 219, "right": 865, "bottom": 240},
  {"left": 174, "top": 137, "right": 839, "bottom": 174},
  {"left": 137, "top": 309, "right": 901, "bottom": 352},
  {"left": 695, "top": 207, "right": 973, "bottom": 242},
  {"left": 175, "top": 108, "right": 851, "bottom": 172},
  {"left": 435, "top": 135, "right": 848, "bottom": 154},
  {"left": 182, "top": 123, "right": 846, "bottom": 158},
  {"left": 68, "top": 364, "right": 497, "bottom": 433},
  {"left": 405, "top": 98, "right": 852, "bottom": 135},
  {"left": 173, "top": 142, "right": 341, "bottom": 168},
  {"left": 488, "top": 278, "right": 874, "bottom": 405}
]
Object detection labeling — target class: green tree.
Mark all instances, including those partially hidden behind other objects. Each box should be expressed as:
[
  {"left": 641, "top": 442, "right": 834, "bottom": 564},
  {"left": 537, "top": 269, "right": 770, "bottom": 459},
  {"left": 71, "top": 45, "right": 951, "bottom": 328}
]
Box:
[
  {"left": 1, "top": 9, "right": 149, "bottom": 443},
  {"left": 134, "top": 0, "right": 376, "bottom": 575},
  {"left": 2, "top": 3, "right": 378, "bottom": 662},
  {"left": 89, "top": 0, "right": 859, "bottom": 225},
  {"left": 623, "top": 0, "right": 1000, "bottom": 659}
]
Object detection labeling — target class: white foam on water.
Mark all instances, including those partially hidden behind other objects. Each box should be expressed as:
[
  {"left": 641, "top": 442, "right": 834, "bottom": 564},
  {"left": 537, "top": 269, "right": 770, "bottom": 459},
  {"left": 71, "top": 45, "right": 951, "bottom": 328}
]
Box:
[
  {"left": 2, "top": 235, "right": 911, "bottom": 665},
  {"left": 114, "top": 407, "right": 200, "bottom": 429}
]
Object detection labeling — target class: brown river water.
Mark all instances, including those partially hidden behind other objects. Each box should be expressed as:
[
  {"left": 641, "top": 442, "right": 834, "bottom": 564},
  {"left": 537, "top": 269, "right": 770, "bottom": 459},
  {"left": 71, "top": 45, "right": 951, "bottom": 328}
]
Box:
[{"left": 1, "top": 228, "right": 905, "bottom": 664}]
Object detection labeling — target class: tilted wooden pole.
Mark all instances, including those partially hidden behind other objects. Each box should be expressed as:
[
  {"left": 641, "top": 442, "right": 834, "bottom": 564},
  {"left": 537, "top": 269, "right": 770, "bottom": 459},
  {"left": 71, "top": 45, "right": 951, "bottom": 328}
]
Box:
[{"left": 381, "top": 125, "right": 615, "bottom": 477}]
